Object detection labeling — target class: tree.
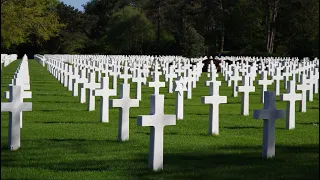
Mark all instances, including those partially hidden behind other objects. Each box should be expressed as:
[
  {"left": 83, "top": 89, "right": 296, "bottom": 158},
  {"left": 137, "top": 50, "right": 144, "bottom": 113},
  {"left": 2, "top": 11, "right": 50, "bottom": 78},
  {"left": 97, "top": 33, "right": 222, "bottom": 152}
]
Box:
[
  {"left": 105, "top": 6, "right": 155, "bottom": 54},
  {"left": 1, "top": 0, "right": 64, "bottom": 50}
]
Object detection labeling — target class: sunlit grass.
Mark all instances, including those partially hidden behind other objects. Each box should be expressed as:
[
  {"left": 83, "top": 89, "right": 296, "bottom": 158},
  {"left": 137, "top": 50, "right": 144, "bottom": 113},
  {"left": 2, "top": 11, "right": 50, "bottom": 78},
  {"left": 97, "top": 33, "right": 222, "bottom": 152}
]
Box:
[{"left": 1, "top": 59, "right": 318, "bottom": 180}]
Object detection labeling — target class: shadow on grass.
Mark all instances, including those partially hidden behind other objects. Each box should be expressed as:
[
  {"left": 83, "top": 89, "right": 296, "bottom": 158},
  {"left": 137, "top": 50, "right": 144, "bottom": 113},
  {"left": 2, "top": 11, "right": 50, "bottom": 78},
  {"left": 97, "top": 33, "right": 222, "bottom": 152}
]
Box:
[
  {"left": 1, "top": 139, "right": 318, "bottom": 179},
  {"left": 297, "top": 122, "right": 319, "bottom": 125},
  {"left": 38, "top": 121, "right": 98, "bottom": 124},
  {"left": 223, "top": 126, "right": 261, "bottom": 130},
  {"left": 36, "top": 109, "right": 86, "bottom": 112}
]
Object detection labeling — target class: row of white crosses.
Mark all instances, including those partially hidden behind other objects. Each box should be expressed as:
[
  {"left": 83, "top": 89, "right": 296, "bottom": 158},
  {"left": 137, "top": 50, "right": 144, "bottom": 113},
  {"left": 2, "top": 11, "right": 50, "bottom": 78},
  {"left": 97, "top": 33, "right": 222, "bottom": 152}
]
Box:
[
  {"left": 37, "top": 54, "right": 318, "bottom": 170},
  {"left": 1, "top": 54, "right": 18, "bottom": 71},
  {"left": 1, "top": 55, "right": 32, "bottom": 151},
  {"left": 217, "top": 56, "right": 319, "bottom": 159}
]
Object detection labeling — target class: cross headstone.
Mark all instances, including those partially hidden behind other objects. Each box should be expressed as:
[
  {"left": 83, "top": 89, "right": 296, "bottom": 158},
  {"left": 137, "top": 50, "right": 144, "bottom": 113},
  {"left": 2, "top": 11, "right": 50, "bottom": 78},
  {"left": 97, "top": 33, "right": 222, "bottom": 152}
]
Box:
[
  {"left": 229, "top": 66, "right": 241, "bottom": 97},
  {"left": 201, "top": 82, "right": 227, "bottom": 135},
  {"left": 80, "top": 72, "right": 100, "bottom": 111},
  {"left": 253, "top": 91, "right": 284, "bottom": 158},
  {"left": 73, "top": 69, "right": 87, "bottom": 97},
  {"left": 166, "top": 66, "right": 177, "bottom": 93},
  {"left": 93, "top": 77, "right": 117, "bottom": 123},
  {"left": 1, "top": 85, "right": 32, "bottom": 150},
  {"left": 237, "top": 75, "right": 255, "bottom": 116},
  {"left": 258, "top": 71, "right": 273, "bottom": 103},
  {"left": 272, "top": 68, "right": 283, "bottom": 96},
  {"left": 137, "top": 94, "right": 176, "bottom": 171},
  {"left": 297, "top": 75, "right": 310, "bottom": 113},
  {"left": 148, "top": 61, "right": 165, "bottom": 95},
  {"left": 110, "top": 83, "right": 139, "bottom": 141},
  {"left": 174, "top": 76, "right": 188, "bottom": 120},
  {"left": 132, "top": 67, "right": 147, "bottom": 101},
  {"left": 280, "top": 81, "right": 302, "bottom": 130}
]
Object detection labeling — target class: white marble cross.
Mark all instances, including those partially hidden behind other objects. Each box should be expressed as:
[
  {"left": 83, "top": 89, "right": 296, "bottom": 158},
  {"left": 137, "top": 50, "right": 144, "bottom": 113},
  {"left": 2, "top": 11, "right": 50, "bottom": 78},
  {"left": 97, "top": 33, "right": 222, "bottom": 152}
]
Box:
[
  {"left": 272, "top": 67, "right": 283, "bottom": 96},
  {"left": 280, "top": 81, "right": 302, "bottom": 130},
  {"left": 258, "top": 71, "right": 273, "bottom": 103},
  {"left": 166, "top": 66, "right": 177, "bottom": 93},
  {"left": 119, "top": 61, "right": 132, "bottom": 84},
  {"left": 5, "top": 80, "right": 32, "bottom": 128},
  {"left": 174, "top": 76, "right": 188, "bottom": 120},
  {"left": 237, "top": 75, "right": 255, "bottom": 115},
  {"left": 253, "top": 91, "right": 284, "bottom": 158},
  {"left": 184, "top": 68, "right": 193, "bottom": 99},
  {"left": 137, "top": 94, "right": 176, "bottom": 171},
  {"left": 297, "top": 75, "right": 310, "bottom": 113},
  {"left": 93, "top": 77, "right": 116, "bottom": 123},
  {"left": 148, "top": 61, "right": 165, "bottom": 95},
  {"left": 201, "top": 81, "right": 227, "bottom": 135},
  {"left": 67, "top": 65, "right": 79, "bottom": 91},
  {"left": 132, "top": 67, "right": 146, "bottom": 101},
  {"left": 110, "top": 83, "right": 139, "bottom": 141},
  {"left": 282, "top": 66, "right": 291, "bottom": 89},
  {"left": 229, "top": 66, "right": 241, "bottom": 97},
  {"left": 80, "top": 72, "right": 100, "bottom": 111},
  {"left": 1, "top": 85, "right": 32, "bottom": 150},
  {"left": 73, "top": 69, "right": 87, "bottom": 96}
]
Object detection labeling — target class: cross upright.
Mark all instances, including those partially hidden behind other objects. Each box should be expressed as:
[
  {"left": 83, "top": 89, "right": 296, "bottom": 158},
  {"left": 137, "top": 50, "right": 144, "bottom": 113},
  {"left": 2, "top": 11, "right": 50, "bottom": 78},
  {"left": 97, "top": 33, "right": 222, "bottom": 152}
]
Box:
[
  {"left": 1, "top": 85, "right": 32, "bottom": 151},
  {"left": 258, "top": 71, "right": 273, "bottom": 103},
  {"left": 184, "top": 68, "right": 194, "bottom": 99},
  {"left": 73, "top": 68, "right": 87, "bottom": 96},
  {"left": 282, "top": 66, "right": 291, "bottom": 89},
  {"left": 67, "top": 65, "right": 79, "bottom": 91},
  {"left": 201, "top": 81, "right": 227, "bottom": 135},
  {"left": 5, "top": 78, "right": 32, "bottom": 128},
  {"left": 110, "top": 83, "right": 139, "bottom": 142},
  {"left": 272, "top": 67, "right": 283, "bottom": 95},
  {"left": 110, "top": 65, "right": 120, "bottom": 93},
  {"left": 253, "top": 91, "right": 285, "bottom": 158},
  {"left": 174, "top": 76, "right": 188, "bottom": 119},
  {"left": 175, "top": 62, "right": 184, "bottom": 77},
  {"left": 80, "top": 72, "right": 100, "bottom": 110},
  {"left": 132, "top": 67, "right": 147, "bottom": 101},
  {"left": 63, "top": 64, "right": 72, "bottom": 87},
  {"left": 137, "top": 94, "right": 176, "bottom": 171},
  {"left": 119, "top": 61, "right": 132, "bottom": 84},
  {"left": 280, "top": 80, "right": 302, "bottom": 129},
  {"left": 148, "top": 61, "right": 165, "bottom": 95},
  {"left": 237, "top": 75, "right": 255, "bottom": 115},
  {"left": 94, "top": 77, "right": 117, "bottom": 123},
  {"left": 165, "top": 66, "right": 177, "bottom": 93},
  {"left": 229, "top": 66, "right": 241, "bottom": 97},
  {"left": 206, "top": 67, "right": 221, "bottom": 87},
  {"left": 297, "top": 74, "right": 310, "bottom": 112}
]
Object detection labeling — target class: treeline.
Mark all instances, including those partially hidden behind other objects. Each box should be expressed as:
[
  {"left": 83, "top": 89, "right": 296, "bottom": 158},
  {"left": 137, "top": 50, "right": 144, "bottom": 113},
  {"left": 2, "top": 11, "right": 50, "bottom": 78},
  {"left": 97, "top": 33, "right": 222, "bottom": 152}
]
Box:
[{"left": 1, "top": 0, "right": 319, "bottom": 58}]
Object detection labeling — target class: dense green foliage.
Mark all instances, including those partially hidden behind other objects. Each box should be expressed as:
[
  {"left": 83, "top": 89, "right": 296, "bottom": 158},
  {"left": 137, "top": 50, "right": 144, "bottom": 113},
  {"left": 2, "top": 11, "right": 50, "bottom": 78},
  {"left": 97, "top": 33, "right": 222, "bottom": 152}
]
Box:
[
  {"left": 1, "top": 60, "right": 319, "bottom": 179},
  {"left": 1, "top": 0, "right": 319, "bottom": 58}
]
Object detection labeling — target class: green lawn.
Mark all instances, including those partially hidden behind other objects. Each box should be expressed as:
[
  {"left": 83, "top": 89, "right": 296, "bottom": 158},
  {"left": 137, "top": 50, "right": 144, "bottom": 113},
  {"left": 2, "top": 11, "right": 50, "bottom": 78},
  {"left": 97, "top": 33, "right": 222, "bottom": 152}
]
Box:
[{"left": 1, "top": 59, "right": 319, "bottom": 180}]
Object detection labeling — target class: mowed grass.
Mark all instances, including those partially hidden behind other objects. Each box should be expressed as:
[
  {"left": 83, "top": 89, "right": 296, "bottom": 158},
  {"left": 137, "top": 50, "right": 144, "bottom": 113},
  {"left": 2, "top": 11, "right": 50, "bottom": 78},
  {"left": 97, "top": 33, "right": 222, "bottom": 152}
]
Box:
[{"left": 1, "top": 59, "right": 319, "bottom": 180}]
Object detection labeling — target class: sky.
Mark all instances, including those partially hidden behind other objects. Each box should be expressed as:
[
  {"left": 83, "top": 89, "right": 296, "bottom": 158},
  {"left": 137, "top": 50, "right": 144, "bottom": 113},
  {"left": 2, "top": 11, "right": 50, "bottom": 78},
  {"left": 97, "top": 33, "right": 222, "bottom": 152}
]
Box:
[{"left": 60, "top": 0, "right": 90, "bottom": 12}]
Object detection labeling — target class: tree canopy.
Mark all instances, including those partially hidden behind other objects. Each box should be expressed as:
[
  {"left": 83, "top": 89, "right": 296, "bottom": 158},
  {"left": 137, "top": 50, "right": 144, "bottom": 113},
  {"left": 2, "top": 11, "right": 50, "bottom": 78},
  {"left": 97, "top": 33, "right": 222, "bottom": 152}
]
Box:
[{"left": 1, "top": 0, "right": 319, "bottom": 58}]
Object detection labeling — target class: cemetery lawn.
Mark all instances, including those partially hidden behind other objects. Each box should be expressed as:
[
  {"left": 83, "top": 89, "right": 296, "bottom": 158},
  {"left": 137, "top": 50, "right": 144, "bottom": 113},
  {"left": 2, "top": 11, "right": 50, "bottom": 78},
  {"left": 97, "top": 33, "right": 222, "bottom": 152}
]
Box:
[{"left": 1, "top": 60, "right": 319, "bottom": 180}]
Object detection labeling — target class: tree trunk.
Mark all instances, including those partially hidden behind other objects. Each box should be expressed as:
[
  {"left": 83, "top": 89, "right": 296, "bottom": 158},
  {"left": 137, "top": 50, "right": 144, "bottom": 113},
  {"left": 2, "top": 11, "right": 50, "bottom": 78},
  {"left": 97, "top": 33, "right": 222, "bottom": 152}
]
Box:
[
  {"left": 218, "top": 0, "right": 225, "bottom": 54},
  {"left": 266, "top": 0, "right": 279, "bottom": 54}
]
